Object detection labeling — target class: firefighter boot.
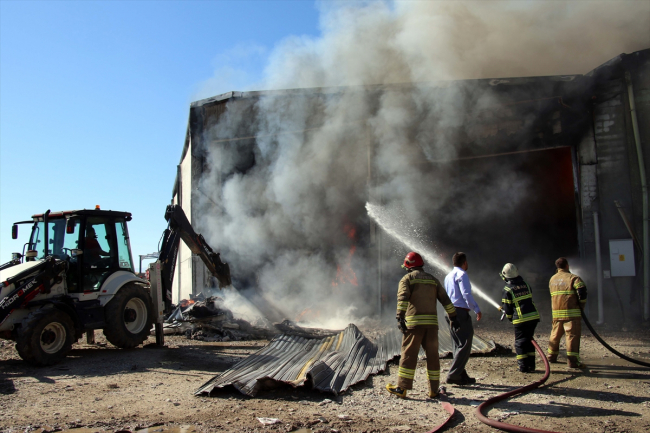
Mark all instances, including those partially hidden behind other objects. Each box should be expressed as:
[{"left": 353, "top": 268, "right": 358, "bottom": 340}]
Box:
[
  {"left": 517, "top": 360, "right": 528, "bottom": 373},
  {"left": 430, "top": 385, "right": 447, "bottom": 399},
  {"left": 546, "top": 353, "right": 558, "bottom": 363},
  {"left": 526, "top": 356, "right": 536, "bottom": 373},
  {"left": 386, "top": 383, "right": 407, "bottom": 398},
  {"left": 568, "top": 356, "right": 586, "bottom": 369}
]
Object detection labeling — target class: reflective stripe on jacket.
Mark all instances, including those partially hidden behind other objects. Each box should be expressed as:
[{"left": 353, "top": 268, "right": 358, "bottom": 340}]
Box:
[
  {"left": 549, "top": 269, "right": 587, "bottom": 321},
  {"left": 397, "top": 268, "right": 456, "bottom": 329},
  {"left": 501, "top": 276, "right": 540, "bottom": 326}
]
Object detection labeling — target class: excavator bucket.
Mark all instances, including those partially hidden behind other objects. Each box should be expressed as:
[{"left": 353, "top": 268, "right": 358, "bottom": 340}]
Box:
[{"left": 210, "top": 252, "right": 232, "bottom": 288}]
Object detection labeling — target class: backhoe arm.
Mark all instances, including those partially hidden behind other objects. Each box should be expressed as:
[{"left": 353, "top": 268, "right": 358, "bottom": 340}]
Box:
[{"left": 157, "top": 205, "right": 231, "bottom": 312}]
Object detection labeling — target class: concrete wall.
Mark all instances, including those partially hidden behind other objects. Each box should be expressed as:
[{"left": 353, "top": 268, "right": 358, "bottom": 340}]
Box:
[
  {"left": 591, "top": 78, "right": 638, "bottom": 323},
  {"left": 171, "top": 135, "right": 195, "bottom": 304},
  {"left": 580, "top": 51, "right": 650, "bottom": 325}
]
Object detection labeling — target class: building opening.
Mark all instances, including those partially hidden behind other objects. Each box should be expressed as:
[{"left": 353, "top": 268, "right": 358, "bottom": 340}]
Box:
[{"left": 380, "top": 146, "right": 580, "bottom": 309}]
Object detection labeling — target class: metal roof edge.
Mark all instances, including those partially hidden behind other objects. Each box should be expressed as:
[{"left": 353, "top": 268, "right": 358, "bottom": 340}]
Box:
[
  {"left": 188, "top": 75, "right": 588, "bottom": 108},
  {"left": 185, "top": 49, "right": 649, "bottom": 112},
  {"left": 585, "top": 53, "right": 625, "bottom": 78},
  {"left": 585, "top": 48, "right": 650, "bottom": 78},
  {"left": 190, "top": 91, "right": 241, "bottom": 108}
]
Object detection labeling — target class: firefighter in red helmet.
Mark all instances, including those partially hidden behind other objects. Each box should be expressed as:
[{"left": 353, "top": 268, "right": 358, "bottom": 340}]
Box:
[{"left": 386, "top": 252, "right": 460, "bottom": 399}]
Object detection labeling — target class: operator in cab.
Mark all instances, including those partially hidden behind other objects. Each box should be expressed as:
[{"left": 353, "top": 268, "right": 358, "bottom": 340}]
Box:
[{"left": 84, "top": 226, "right": 110, "bottom": 263}]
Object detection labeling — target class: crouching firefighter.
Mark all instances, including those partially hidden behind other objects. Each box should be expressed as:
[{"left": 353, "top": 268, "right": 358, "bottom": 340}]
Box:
[
  {"left": 499, "top": 263, "right": 541, "bottom": 373},
  {"left": 547, "top": 257, "right": 588, "bottom": 369},
  {"left": 386, "top": 252, "right": 460, "bottom": 399}
]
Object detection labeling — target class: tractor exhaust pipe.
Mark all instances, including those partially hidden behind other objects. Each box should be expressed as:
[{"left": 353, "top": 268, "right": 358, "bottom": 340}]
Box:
[{"left": 43, "top": 210, "right": 51, "bottom": 258}]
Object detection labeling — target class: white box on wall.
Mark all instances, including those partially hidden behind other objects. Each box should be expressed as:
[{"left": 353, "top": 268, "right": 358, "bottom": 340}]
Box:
[{"left": 609, "top": 239, "right": 635, "bottom": 277}]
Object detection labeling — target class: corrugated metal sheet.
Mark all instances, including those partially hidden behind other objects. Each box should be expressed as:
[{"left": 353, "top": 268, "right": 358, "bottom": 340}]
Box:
[
  {"left": 436, "top": 319, "right": 496, "bottom": 356},
  {"left": 196, "top": 323, "right": 494, "bottom": 397}
]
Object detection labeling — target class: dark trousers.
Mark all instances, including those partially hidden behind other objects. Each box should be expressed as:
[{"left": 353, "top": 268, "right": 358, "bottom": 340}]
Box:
[
  {"left": 514, "top": 321, "right": 537, "bottom": 370},
  {"left": 447, "top": 309, "right": 474, "bottom": 380}
]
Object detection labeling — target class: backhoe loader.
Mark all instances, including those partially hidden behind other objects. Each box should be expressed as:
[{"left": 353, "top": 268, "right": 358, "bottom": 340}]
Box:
[{"left": 0, "top": 205, "right": 230, "bottom": 365}]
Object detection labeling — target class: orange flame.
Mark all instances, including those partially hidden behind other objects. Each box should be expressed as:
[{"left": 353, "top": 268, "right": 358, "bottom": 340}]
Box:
[
  {"left": 332, "top": 223, "right": 358, "bottom": 287},
  {"left": 295, "top": 308, "right": 321, "bottom": 322},
  {"left": 344, "top": 224, "right": 356, "bottom": 240}
]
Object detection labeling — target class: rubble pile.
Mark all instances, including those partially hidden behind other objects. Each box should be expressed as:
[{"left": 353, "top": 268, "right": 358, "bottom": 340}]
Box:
[
  {"left": 159, "top": 295, "right": 271, "bottom": 341},
  {"left": 158, "top": 294, "right": 339, "bottom": 342}
]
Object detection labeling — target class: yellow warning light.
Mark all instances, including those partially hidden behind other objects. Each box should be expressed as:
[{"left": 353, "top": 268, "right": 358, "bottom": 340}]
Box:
[{"left": 95, "top": 205, "right": 101, "bottom": 210}]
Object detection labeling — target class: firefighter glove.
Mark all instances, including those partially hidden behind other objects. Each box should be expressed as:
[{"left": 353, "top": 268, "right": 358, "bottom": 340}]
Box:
[
  {"left": 450, "top": 316, "right": 461, "bottom": 333},
  {"left": 397, "top": 316, "right": 408, "bottom": 334}
]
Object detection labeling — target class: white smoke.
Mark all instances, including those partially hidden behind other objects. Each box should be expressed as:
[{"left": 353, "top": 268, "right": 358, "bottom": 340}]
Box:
[{"left": 196, "top": 1, "right": 648, "bottom": 327}]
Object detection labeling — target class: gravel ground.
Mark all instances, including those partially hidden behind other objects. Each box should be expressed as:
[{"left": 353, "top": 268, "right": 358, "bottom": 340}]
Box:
[{"left": 0, "top": 318, "right": 648, "bottom": 433}]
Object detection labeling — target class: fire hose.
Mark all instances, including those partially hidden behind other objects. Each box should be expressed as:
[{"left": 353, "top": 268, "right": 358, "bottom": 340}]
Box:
[
  {"left": 472, "top": 309, "right": 649, "bottom": 433},
  {"left": 425, "top": 309, "right": 555, "bottom": 433},
  {"left": 422, "top": 340, "right": 554, "bottom": 433},
  {"left": 427, "top": 307, "right": 649, "bottom": 433},
  {"left": 425, "top": 386, "right": 455, "bottom": 433},
  {"left": 475, "top": 339, "right": 558, "bottom": 433},
  {"left": 580, "top": 310, "right": 650, "bottom": 368}
]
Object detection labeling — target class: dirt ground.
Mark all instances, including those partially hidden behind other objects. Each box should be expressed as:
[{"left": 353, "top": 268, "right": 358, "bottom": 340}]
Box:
[{"left": 0, "top": 318, "right": 648, "bottom": 433}]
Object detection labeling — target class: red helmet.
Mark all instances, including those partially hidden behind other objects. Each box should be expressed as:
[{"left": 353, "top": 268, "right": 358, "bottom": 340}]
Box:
[{"left": 403, "top": 252, "right": 424, "bottom": 269}]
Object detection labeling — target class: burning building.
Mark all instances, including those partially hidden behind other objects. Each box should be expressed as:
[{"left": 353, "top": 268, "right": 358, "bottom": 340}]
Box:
[{"left": 170, "top": 48, "right": 650, "bottom": 327}]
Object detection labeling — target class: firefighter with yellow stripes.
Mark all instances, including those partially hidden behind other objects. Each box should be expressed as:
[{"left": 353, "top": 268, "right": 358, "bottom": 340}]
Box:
[
  {"left": 500, "top": 263, "right": 541, "bottom": 373},
  {"left": 386, "top": 252, "right": 459, "bottom": 399},
  {"left": 547, "top": 257, "right": 588, "bottom": 369}
]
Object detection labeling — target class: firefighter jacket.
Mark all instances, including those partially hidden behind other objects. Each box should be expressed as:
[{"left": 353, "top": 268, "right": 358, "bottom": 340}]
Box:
[
  {"left": 501, "top": 276, "right": 541, "bottom": 326},
  {"left": 549, "top": 269, "right": 587, "bottom": 320},
  {"left": 396, "top": 268, "right": 457, "bottom": 329}
]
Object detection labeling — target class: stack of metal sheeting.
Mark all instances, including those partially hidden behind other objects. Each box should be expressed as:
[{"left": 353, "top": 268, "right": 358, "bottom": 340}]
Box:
[{"left": 195, "top": 323, "right": 494, "bottom": 397}]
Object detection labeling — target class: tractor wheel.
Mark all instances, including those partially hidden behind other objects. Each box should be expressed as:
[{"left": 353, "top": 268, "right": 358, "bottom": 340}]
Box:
[
  {"left": 16, "top": 309, "right": 75, "bottom": 366},
  {"left": 103, "top": 284, "right": 153, "bottom": 349}
]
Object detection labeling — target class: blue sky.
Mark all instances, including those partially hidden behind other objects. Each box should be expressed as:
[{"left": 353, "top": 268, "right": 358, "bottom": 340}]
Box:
[{"left": 0, "top": 0, "right": 320, "bottom": 266}]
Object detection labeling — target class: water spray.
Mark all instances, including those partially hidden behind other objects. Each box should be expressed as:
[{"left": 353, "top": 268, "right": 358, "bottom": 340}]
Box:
[{"left": 366, "top": 202, "right": 501, "bottom": 309}]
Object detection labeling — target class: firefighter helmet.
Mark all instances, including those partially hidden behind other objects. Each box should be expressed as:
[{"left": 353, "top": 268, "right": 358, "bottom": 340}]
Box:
[
  {"left": 501, "top": 263, "right": 519, "bottom": 279},
  {"left": 403, "top": 252, "right": 424, "bottom": 269}
]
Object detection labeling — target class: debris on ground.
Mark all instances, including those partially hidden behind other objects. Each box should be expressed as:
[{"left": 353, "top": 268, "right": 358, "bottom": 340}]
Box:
[
  {"left": 158, "top": 294, "right": 345, "bottom": 343},
  {"left": 158, "top": 294, "right": 271, "bottom": 341},
  {"left": 257, "top": 417, "right": 281, "bottom": 425}
]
